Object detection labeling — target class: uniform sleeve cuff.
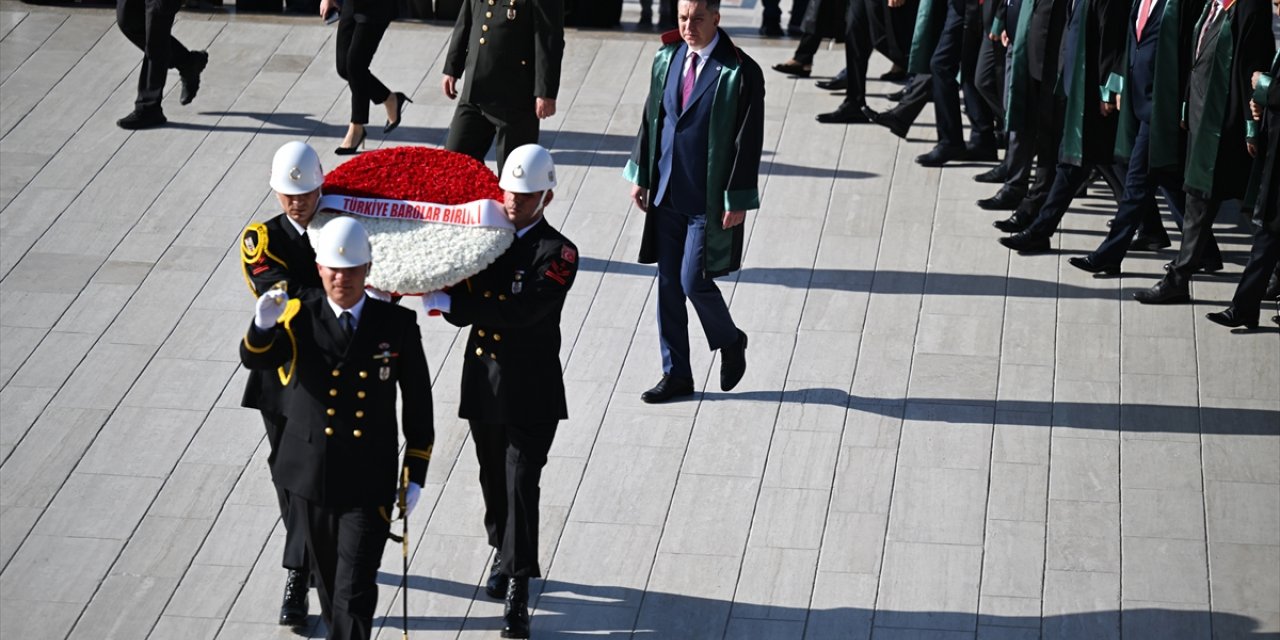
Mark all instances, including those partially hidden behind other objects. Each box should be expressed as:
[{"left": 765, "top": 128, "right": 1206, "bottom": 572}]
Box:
[
  {"left": 1101, "top": 72, "right": 1124, "bottom": 103},
  {"left": 623, "top": 159, "right": 645, "bottom": 187},
  {"left": 724, "top": 189, "right": 760, "bottom": 212},
  {"left": 1254, "top": 73, "right": 1273, "bottom": 105}
]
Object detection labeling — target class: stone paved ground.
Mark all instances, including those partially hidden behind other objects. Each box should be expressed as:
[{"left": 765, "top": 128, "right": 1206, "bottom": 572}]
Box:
[{"left": 1, "top": 1, "right": 1277, "bottom": 638}]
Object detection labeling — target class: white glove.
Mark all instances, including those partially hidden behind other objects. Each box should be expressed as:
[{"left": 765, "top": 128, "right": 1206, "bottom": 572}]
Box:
[
  {"left": 422, "top": 291, "right": 451, "bottom": 315},
  {"left": 404, "top": 482, "right": 422, "bottom": 516},
  {"left": 254, "top": 289, "right": 289, "bottom": 330}
]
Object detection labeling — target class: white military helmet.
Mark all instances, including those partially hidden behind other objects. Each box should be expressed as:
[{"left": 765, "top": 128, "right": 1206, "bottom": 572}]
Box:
[
  {"left": 270, "top": 141, "right": 325, "bottom": 195},
  {"left": 499, "top": 144, "right": 557, "bottom": 194},
  {"left": 315, "top": 216, "right": 372, "bottom": 268}
]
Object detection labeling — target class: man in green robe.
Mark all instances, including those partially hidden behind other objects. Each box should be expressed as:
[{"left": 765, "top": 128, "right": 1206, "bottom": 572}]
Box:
[
  {"left": 624, "top": 0, "right": 764, "bottom": 403},
  {"left": 1135, "top": 0, "right": 1275, "bottom": 303}
]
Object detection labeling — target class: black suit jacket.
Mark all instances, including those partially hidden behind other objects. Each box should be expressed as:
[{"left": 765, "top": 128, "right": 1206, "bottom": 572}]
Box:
[
  {"left": 443, "top": 0, "right": 565, "bottom": 116},
  {"left": 241, "top": 292, "right": 433, "bottom": 508},
  {"left": 240, "top": 214, "right": 322, "bottom": 415},
  {"left": 443, "top": 219, "right": 576, "bottom": 423}
]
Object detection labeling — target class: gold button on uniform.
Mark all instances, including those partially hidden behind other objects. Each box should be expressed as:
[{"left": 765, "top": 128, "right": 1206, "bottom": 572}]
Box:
[
  {"left": 489, "top": 353, "right": 497, "bottom": 360},
  {"left": 493, "top": 334, "right": 502, "bottom": 342},
  {"left": 331, "top": 369, "right": 341, "bottom": 377},
  {"left": 498, "top": 294, "right": 507, "bottom": 301},
  {"left": 481, "top": 24, "right": 488, "bottom": 31},
  {"left": 357, "top": 391, "right": 366, "bottom": 399},
  {"left": 479, "top": 37, "right": 487, "bottom": 44},
  {"left": 483, "top": 291, "right": 492, "bottom": 298},
  {"left": 329, "top": 388, "right": 338, "bottom": 397},
  {"left": 359, "top": 371, "right": 368, "bottom": 379},
  {"left": 486, "top": 10, "right": 492, "bottom": 17},
  {"left": 355, "top": 410, "right": 364, "bottom": 418},
  {"left": 478, "top": 329, "right": 486, "bottom": 337},
  {"left": 475, "top": 347, "right": 484, "bottom": 356},
  {"left": 521, "top": 60, "right": 527, "bottom": 66},
  {"left": 325, "top": 427, "right": 334, "bottom": 436},
  {"left": 353, "top": 429, "right": 363, "bottom": 438},
  {"left": 326, "top": 408, "right": 336, "bottom": 416}
]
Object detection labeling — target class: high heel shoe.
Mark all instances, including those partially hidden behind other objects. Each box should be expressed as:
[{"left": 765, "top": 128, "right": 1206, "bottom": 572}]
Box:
[
  {"left": 384, "top": 92, "right": 412, "bottom": 134},
  {"left": 335, "top": 128, "right": 366, "bottom": 155}
]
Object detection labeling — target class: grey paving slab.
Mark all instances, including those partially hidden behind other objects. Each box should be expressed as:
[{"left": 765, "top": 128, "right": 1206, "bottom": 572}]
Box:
[{"left": 1, "top": 3, "right": 1278, "bottom": 638}]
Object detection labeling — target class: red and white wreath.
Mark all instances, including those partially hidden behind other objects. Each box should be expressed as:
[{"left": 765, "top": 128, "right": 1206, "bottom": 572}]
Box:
[{"left": 310, "top": 146, "right": 513, "bottom": 294}]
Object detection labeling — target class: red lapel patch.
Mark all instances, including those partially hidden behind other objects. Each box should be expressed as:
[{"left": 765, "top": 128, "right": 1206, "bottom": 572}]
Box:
[{"left": 561, "top": 245, "right": 577, "bottom": 264}]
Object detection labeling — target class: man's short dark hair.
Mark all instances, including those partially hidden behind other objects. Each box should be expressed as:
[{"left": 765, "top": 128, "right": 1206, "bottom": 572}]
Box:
[{"left": 682, "top": 0, "right": 721, "bottom": 11}]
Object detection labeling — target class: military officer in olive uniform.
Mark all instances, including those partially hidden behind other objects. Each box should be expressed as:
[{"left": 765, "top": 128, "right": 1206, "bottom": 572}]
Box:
[
  {"left": 241, "top": 217, "right": 434, "bottom": 640},
  {"left": 239, "top": 141, "right": 325, "bottom": 628},
  {"left": 441, "top": 0, "right": 564, "bottom": 173},
  {"left": 422, "top": 144, "right": 576, "bottom": 640}
]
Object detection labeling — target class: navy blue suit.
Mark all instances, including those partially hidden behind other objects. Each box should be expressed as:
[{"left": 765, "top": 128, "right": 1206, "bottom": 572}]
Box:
[
  {"left": 653, "top": 41, "right": 740, "bottom": 380},
  {"left": 1088, "top": 0, "right": 1217, "bottom": 267}
]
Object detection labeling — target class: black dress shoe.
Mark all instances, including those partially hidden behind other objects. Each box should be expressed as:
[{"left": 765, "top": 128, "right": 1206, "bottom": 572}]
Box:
[
  {"left": 976, "top": 186, "right": 1025, "bottom": 211},
  {"left": 916, "top": 145, "right": 966, "bottom": 167},
  {"left": 963, "top": 143, "right": 998, "bottom": 162},
  {"left": 641, "top": 375, "right": 694, "bottom": 404},
  {"left": 816, "top": 106, "right": 869, "bottom": 124},
  {"left": 1206, "top": 307, "right": 1260, "bottom": 330},
  {"left": 117, "top": 109, "right": 167, "bottom": 130},
  {"left": 862, "top": 105, "right": 910, "bottom": 138},
  {"left": 1068, "top": 255, "right": 1120, "bottom": 275},
  {"left": 879, "top": 69, "right": 909, "bottom": 82},
  {"left": 484, "top": 550, "right": 505, "bottom": 599},
  {"left": 772, "top": 60, "right": 813, "bottom": 77},
  {"left": 1133, "top": 279, "right": 1189, "bottom": 304},
  {"left": 383, "top": 91, "right": 412, "bottom": 134},
  {"left": 886, "top": 86, "right": 907, "bottom": 102},
  {"left": 815, "top": 76, "right": 847, "bottom": 91},
  {"left": 179, "top": 50, "right": 208, "bottom": 106},
  {"left": 993, "top": 211, "right": 1032, "bottom": 233},
  {"left": 278, "top": 569, "right": 309, "bottom": 626},
  {"left": 501, "top": 577, "right": 531, "bottom": 639},
  {"left": 787, "top": 25, "right": 805, "bottom": 37},
  {"left": 973, "top": 165, "right": 1009, "bottom": 183},
  {"left": 1129, "top": 233, "right": 1172, "bottom": 251},
  {"left": 720, "top": 330, "right": 748, "bottom": 392},
  {"left": 759, "top": 23, "right": 785, "bottom": 37},
  {"left": 999, "top": 230, "right": 1050, "bottom": 253}
]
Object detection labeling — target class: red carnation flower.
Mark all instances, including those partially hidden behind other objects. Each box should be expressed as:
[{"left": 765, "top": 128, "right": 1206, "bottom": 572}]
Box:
[{"left": 323, "top": 146, "right": 503, "bottom": 204}]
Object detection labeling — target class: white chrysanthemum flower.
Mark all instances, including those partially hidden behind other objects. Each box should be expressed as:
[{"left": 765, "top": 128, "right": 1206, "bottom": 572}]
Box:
[{"left": 309, "top": 211, "right": 515, "bottom": 294}]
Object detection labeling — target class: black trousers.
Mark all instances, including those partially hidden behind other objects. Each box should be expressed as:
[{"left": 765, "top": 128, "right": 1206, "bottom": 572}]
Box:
[
  {"left": 1002, "top": 69, "right": 1040, "bottom": 189},
  {"left": 793, "top": 33, "right": 824, "bottom": 65},
  {"left": 1231, "top": 226, "right": 1280, "bottom": 314},
  {"left": 930, "top": 0, "right": 993, "bottom": 148},
  {"left": 262, "top": 412, "right": 309, "bottom": 572},
  {"left": 295, "top": 495, "right": 389, "bottom": 640},
  {"left": 974, "top": 33, "right": 1006, "bottom": 127},
  {"left": 335, "top": 0, "right": 391, "bottom": 125},
  {"left": 887, "top": 73, "right": 933, "bottom": 124},
  {"left": 1164, "top": 193, "right": 1224, "bottom": 288},
  {"left": 469, "top": 419, "right": 558, "bottom": 579},
  {"left": 445, "top": 103, "right": 540, "bottom": 175},
  {"left": 869, "top": 0, "right": 917, "bottom": 69},
  {"left": 840, "top": 0, "right": 874, "bottom": 108},
  {"left": 116, "top": 0, "right": 196, "bottom": 112},
  {"left": 1090, "top": 120, "right": 1196, "bottom": 266},
  {"left": 1015, "top": 87, "right": 1065, "bottom": 218}
]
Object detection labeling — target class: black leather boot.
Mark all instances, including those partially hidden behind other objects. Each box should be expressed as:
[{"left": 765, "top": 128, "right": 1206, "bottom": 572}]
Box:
[
  {"left": 485, "top": 550, "right": 505, "bottom": 599},
  {"left": 501, "top": 577, "right": 531, "bottom": 639},
  {"left": 278, "top": 568, "right": 309, "bottom": 626}
]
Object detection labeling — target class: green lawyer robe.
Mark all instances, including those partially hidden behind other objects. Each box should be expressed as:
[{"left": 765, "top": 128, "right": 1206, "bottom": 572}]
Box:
[{"left": 623, "top": 29, "right": 765, "bottom": 279}]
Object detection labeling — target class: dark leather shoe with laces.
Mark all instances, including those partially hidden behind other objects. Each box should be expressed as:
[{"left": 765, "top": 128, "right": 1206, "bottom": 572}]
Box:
[
  {"left": 772, "top": 59, "right": 812, "bottom": 77},
  {"left": 179, "top": 50, "right": 208, "bottom": 105},
  {"left": 993, "top": 211, "right": 1032, "bottom": 233},
  {"left": 974, "top": 165, "right": 1009, "bottom": 183},
  {"left": 886, "top": 86, "right": 907, "bottom": 102},
  {"left": 1129, "top": 233, "right": 1171, "bottom": 251},
  {"left": 916, "top": 145, "right": 966, "bottom": 167},
  {"left": 501, "top": 577, "right": 531, "bottom": 639},
  {"left": 816, "top": 105, "right": 870, "bottom": 124},
  {"left": 999, "top": 230, "right": 1050, "bottom": 253},
  {"left": 862, "top": 105, "right": 910, "bottom": 138},
  {"left": 485, "top": 550, "right": 505, "bottom": 599},
  {"left": 815, "top": 75, "right": 848, "bottom": 91},
  {"left": 977, "top": 186, "right": 1025, "bottom": 211},
  {"left": 720, "top": 330, "right": 748, "bottom": 392},
  {"left": 117, "top": 109, "right": 167, "bottom": 130},
  {"left": 1206, "top": 307, "right": 1260, "bottom": 330},
  {"left": 279, "top": 568, "right": 309, "bottom": 626},
  {"left": 1134, "top": 279, "right": 1189, "bottom": 304},
  {"left": 641, "top": 375, "right": 694, "bottom": 404},
  {"left": 1068, "top": 255, "right": 1120, "bottom": 276}
]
